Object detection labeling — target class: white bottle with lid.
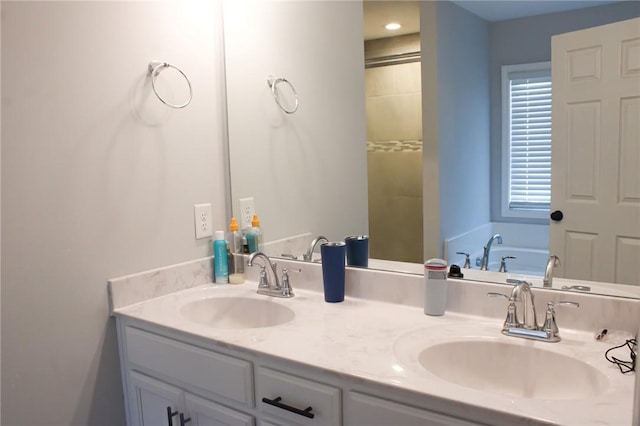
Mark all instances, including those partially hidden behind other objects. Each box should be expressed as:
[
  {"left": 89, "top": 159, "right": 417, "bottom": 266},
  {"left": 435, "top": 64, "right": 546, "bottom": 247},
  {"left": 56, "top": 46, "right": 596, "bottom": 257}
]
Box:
[{"left": 424, "top": 258, "right": 448, "bottom": 316}]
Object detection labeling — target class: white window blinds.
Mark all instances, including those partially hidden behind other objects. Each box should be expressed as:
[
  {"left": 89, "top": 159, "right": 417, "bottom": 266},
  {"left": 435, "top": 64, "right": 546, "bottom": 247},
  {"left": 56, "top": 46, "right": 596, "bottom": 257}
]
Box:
[{"left": 507, "top": 67, "right": 552, "bottom": 212}]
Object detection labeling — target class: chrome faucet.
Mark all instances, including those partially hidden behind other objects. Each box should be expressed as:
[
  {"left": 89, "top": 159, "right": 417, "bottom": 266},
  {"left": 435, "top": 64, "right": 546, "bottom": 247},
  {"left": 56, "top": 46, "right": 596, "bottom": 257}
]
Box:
[
  {"left": 510, "top": 279, "right": 538, "bottom": 330},
  {"left": 248, "top": 252, "right": 282, "bottom": 296},
  {"left": 303, "top": 235, "right": 328, "bottom": 262},
  {"left": 543, "top": 255, "right": 560, "bottom": 288},
  {"left": 488, "top": 278, "right": 579, "bottom": 342},
  {"left": 248, "top": 252, "right": 299, "bottom": 298},
  {"left": 480, "top": 234, "right": 503, "bottom": 271}
]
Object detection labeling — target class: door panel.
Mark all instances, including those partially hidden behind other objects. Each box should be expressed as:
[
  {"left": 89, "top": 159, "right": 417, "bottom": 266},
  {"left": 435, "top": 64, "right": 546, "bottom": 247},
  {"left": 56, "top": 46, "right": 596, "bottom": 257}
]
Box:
[
  {"left": 129, "top": 371, "right": 183, "bottom": 426},
  {"left": 550, "top": 18, "right": 640, "bottom": 285}
]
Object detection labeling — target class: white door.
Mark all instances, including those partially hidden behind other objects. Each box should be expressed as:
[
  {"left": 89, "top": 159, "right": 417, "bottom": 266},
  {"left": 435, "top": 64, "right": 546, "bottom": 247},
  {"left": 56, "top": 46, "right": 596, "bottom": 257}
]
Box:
[
  {"left": 550, "top": 18, "right": 640, "bottom": 285},
  {"left": 129, "top": 371, "right": 184, "bottom": 426},
  {"left": 184, "top": 392, "right": 254, "bottom": 426}
]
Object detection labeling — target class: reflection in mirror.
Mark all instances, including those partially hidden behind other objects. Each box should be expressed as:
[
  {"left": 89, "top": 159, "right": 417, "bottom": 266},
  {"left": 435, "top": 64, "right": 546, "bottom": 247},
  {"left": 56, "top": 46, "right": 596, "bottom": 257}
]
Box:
[{"left": 223, "top": 0, "right": 640, "bottom": 299}]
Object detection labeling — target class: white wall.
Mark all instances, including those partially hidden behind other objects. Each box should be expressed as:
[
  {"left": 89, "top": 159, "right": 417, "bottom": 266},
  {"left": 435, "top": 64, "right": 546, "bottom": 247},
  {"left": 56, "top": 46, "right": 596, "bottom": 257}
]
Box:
[
  {"left": 1, "top": 2, "right": 227, "bottom": 424},
  {"left": 436, "top": 1, "right": 491, "bottom": 250},
  {"left": 420, "top": 1, "right": 491, "bottom": 259},
  {"left": 224, "top": 0, "right": 368, "bottom": 244}
]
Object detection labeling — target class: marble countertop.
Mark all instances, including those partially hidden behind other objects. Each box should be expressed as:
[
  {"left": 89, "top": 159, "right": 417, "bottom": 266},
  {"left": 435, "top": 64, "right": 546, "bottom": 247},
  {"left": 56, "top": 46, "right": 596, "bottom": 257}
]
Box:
[{"left": 113, "top": 281, "right": 636, "bottom": 426}]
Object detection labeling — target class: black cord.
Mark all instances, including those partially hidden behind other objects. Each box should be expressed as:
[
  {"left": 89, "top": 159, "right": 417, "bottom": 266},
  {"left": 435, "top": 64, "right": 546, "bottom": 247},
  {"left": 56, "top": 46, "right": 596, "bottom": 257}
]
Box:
[{"left": 604, "top": 339, "right": 637, "bottom": 374}]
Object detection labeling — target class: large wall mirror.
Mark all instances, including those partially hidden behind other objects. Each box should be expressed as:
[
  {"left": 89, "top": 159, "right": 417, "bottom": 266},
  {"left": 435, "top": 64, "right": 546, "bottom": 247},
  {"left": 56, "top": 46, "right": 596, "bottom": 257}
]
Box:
[{"left": 222, "top": 0, "right": 640, "bottom": 299}]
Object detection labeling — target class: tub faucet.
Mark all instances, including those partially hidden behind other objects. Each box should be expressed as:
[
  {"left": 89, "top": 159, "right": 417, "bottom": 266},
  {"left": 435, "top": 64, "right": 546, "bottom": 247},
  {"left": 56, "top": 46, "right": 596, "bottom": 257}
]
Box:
[
  {"left": 543, "top": 255, "right": 560, "bottom": 288},
  {"left": 480, "top": 234, "right": 503, "bottom": 271},
  {"left": 303, "top": 235, "right": 328, "bottom": 262}
]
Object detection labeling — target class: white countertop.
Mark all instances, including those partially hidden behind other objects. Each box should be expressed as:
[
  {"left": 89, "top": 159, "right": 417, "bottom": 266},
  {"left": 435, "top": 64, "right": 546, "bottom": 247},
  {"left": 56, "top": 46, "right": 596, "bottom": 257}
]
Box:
[{"left": 114, "top": 281, "right": 636, "bottom": 426}]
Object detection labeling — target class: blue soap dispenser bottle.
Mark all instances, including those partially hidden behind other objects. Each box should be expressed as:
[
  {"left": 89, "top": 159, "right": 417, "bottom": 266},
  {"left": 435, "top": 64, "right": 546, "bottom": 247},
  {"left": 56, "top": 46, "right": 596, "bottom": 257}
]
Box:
[{"left": 213, "top": 230, "right": 229, "bottom": 284}]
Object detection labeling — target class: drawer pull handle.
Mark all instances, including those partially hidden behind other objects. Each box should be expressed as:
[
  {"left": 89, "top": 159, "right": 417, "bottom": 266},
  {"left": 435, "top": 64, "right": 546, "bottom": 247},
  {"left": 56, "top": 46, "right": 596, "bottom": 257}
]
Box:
[
  {"left": 179, "top": 413, "right": 192, "bottom": 426},
  {"left": 166, "top": 407, "right": 178, "bottom": 426},
  {"left": 262, "top": 396, "right": 315, "bottom": 419}
]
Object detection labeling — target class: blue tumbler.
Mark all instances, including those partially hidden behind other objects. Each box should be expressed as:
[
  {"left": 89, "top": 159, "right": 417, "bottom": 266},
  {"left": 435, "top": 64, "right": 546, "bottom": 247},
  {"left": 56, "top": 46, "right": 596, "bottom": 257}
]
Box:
[
  {"left": 345, "top": 235, "right": 369, "bottom": 268},
  {"left": 320, "top": 242, "right": 346, "bottom": 303}
]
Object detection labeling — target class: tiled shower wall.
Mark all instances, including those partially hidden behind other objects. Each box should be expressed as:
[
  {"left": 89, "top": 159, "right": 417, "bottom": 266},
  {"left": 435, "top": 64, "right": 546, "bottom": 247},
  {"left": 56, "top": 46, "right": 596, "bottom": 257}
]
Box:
[{"left": 365, "top": 34, "right": 423, "bottom": 263}]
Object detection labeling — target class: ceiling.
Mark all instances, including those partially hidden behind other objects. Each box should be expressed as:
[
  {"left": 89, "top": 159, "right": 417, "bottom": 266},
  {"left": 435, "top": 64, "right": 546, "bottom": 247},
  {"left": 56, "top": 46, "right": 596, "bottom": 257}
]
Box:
[{"left": 363, "top": 0, "right": 625, "bottom": 40}]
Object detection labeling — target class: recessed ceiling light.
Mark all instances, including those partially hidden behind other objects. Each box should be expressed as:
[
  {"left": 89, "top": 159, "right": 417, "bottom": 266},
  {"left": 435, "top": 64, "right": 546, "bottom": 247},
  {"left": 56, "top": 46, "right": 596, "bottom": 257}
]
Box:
[{"left": 385, "top": 22, "right": 401, "bottom": 31}]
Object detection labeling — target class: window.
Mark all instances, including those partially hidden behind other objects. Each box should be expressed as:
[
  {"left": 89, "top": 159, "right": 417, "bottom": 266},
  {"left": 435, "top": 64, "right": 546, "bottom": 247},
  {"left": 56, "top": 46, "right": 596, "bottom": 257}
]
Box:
[{"left": 501, "top": 62, "right": 552, "bottom": 220}]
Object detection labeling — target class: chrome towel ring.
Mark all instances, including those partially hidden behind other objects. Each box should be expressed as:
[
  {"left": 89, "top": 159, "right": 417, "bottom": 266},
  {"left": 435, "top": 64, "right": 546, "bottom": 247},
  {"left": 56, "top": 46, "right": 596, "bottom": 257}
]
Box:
[
  {"left": 267, "top": 75, "right": 299, "bottom": 114},
  {"left": 148, "top": 60, "right": 193, "bottom": 109}
]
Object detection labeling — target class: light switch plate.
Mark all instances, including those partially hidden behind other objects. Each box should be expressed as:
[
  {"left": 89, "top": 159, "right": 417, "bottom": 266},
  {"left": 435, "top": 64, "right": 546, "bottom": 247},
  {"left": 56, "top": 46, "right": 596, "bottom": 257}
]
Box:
[{"left": 194, "top": 203, "right": 213, "bottom": 239}]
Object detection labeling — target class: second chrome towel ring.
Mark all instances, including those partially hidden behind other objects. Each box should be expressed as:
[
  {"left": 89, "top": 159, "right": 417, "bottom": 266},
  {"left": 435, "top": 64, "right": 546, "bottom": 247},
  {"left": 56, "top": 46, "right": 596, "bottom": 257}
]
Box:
[
  {"left": 148, "top": 60, "right": 193, "bottom": 109},
  {"left": 267, "top": 75, "right": 299, "bottom": 114}
]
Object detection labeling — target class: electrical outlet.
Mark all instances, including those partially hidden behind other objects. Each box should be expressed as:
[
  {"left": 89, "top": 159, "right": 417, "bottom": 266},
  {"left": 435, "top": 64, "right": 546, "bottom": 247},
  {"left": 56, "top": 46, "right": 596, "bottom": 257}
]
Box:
[
  {"left": 239, "top": 197, "right": 255, "bottom": 230},
  {"left": 194, "top": 203, "right": 213, "bottom": 239}
]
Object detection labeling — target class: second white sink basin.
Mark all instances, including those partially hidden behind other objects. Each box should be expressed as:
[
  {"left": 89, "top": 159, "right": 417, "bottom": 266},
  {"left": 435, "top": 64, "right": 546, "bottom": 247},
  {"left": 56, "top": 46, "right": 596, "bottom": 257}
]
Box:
[
  {"left": 417, "top": 340, "right": 609, "bottom": 400},
  {"left": 394, "top": 323, "right": 611, "bottom": 401},
  {"left": 180, "top": 297, "right": 295, "bottom": 329}
]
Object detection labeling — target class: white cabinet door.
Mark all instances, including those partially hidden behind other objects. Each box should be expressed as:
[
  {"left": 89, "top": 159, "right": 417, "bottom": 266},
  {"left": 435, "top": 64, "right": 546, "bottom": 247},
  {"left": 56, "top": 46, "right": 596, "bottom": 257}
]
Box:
[
  {"left": 184, "top": 392, "right": 254, "bottom": 426},
  {"left": 550, "top": 17, "right": 640, "bottom": 284},
  {"left": 129, "top": 371, "right": 184, "bottom": 426},
  {"left": 346, "top": 392, "right": 480, "bottom": 426}
]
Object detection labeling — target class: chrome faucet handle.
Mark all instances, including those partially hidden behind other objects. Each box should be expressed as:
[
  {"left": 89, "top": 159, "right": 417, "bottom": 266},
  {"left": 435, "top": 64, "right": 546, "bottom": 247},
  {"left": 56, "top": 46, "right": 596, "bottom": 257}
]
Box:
[
  {"left": 487, "top": 292, "right": 518, "bottom": 329},
  {"left": 499, "top": 256, "right": 516, "bottom": 273},
  {"left": 542, "top": 301, "right": 579, "bottom": 339},
  {"left": 456, "top": 252, "right": 471, "bottom": 268},
  {"left": 257, "top": 265, "right": 269, "bottom": 289},
  {"left": 506, "top": 278, "right": 528, "bottom": 287},
  {"left": 487, "top": 292, "right": 509, "bottom": 299},
  {"left": 280, "top": 253, "right": 298, "bottom": 260},
  {"left": 281, "top": 267, "right": 302, "bottom": 298}
]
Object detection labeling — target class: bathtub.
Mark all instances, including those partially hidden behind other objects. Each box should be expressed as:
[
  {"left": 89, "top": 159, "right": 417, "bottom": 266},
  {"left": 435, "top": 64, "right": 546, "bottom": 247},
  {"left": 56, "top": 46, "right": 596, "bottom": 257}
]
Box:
[{"left": 472, "top": 246, "right": 549, "bottom": 276}]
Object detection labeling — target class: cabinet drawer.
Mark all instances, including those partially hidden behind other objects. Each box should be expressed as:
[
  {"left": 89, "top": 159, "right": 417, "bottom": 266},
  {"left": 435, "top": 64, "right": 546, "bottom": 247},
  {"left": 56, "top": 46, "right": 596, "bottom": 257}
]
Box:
[
  {"left": 256, "top": 367, "right": 341, "bottom": 426},
  {"left": 125, "top": 327, "right": 254, "bottom": 407},
  {"left": 346, "top": 391, "right": 480, "bottom": 426}
]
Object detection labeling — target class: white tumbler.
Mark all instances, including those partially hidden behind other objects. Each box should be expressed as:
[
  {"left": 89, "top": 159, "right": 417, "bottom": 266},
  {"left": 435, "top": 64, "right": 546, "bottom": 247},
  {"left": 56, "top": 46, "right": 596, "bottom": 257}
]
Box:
[{"left": 424, "top": 258, "right": 448, "bottom": 316}]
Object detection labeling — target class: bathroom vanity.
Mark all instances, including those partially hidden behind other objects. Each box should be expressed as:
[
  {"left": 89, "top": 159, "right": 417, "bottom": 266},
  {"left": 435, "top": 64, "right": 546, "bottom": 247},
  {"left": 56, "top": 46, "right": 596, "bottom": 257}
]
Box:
[{"left": 109, "top": 258, "right": 639, "bottom": 426}]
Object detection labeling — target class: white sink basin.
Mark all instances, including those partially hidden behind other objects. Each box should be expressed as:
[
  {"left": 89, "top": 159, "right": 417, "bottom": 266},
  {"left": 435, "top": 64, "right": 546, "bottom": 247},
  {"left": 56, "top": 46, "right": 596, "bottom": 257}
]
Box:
[
  {"left": 417, "top": 340, "right": 609, "bottom": 400},
  {"left": 394, "top": 323, "right": 611, "bottom": 401},
  {"left": 179, "top": 297, "right": 295, "bottom": 329}
]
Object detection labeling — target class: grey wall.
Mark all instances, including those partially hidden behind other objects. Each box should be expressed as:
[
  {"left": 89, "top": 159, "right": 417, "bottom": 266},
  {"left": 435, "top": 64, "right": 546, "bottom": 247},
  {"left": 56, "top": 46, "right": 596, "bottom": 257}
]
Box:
[
  {"left": 1, "top": 2, "right": 227, "bottom": 424},
  {"left": 436, "top": 1, "right": 491, "bottom": 249},
  {"left": 489, "top": 1, "right": 640, "bottom": 222},
  {"left": 0, "top": 1, "right": 3, "bottom": 420}
]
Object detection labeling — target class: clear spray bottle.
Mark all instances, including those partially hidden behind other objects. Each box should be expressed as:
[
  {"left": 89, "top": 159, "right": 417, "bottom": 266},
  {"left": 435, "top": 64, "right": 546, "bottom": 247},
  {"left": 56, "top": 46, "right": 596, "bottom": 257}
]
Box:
[{"left": 227, "top": 218, "right": 245, "bottom": 284}]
